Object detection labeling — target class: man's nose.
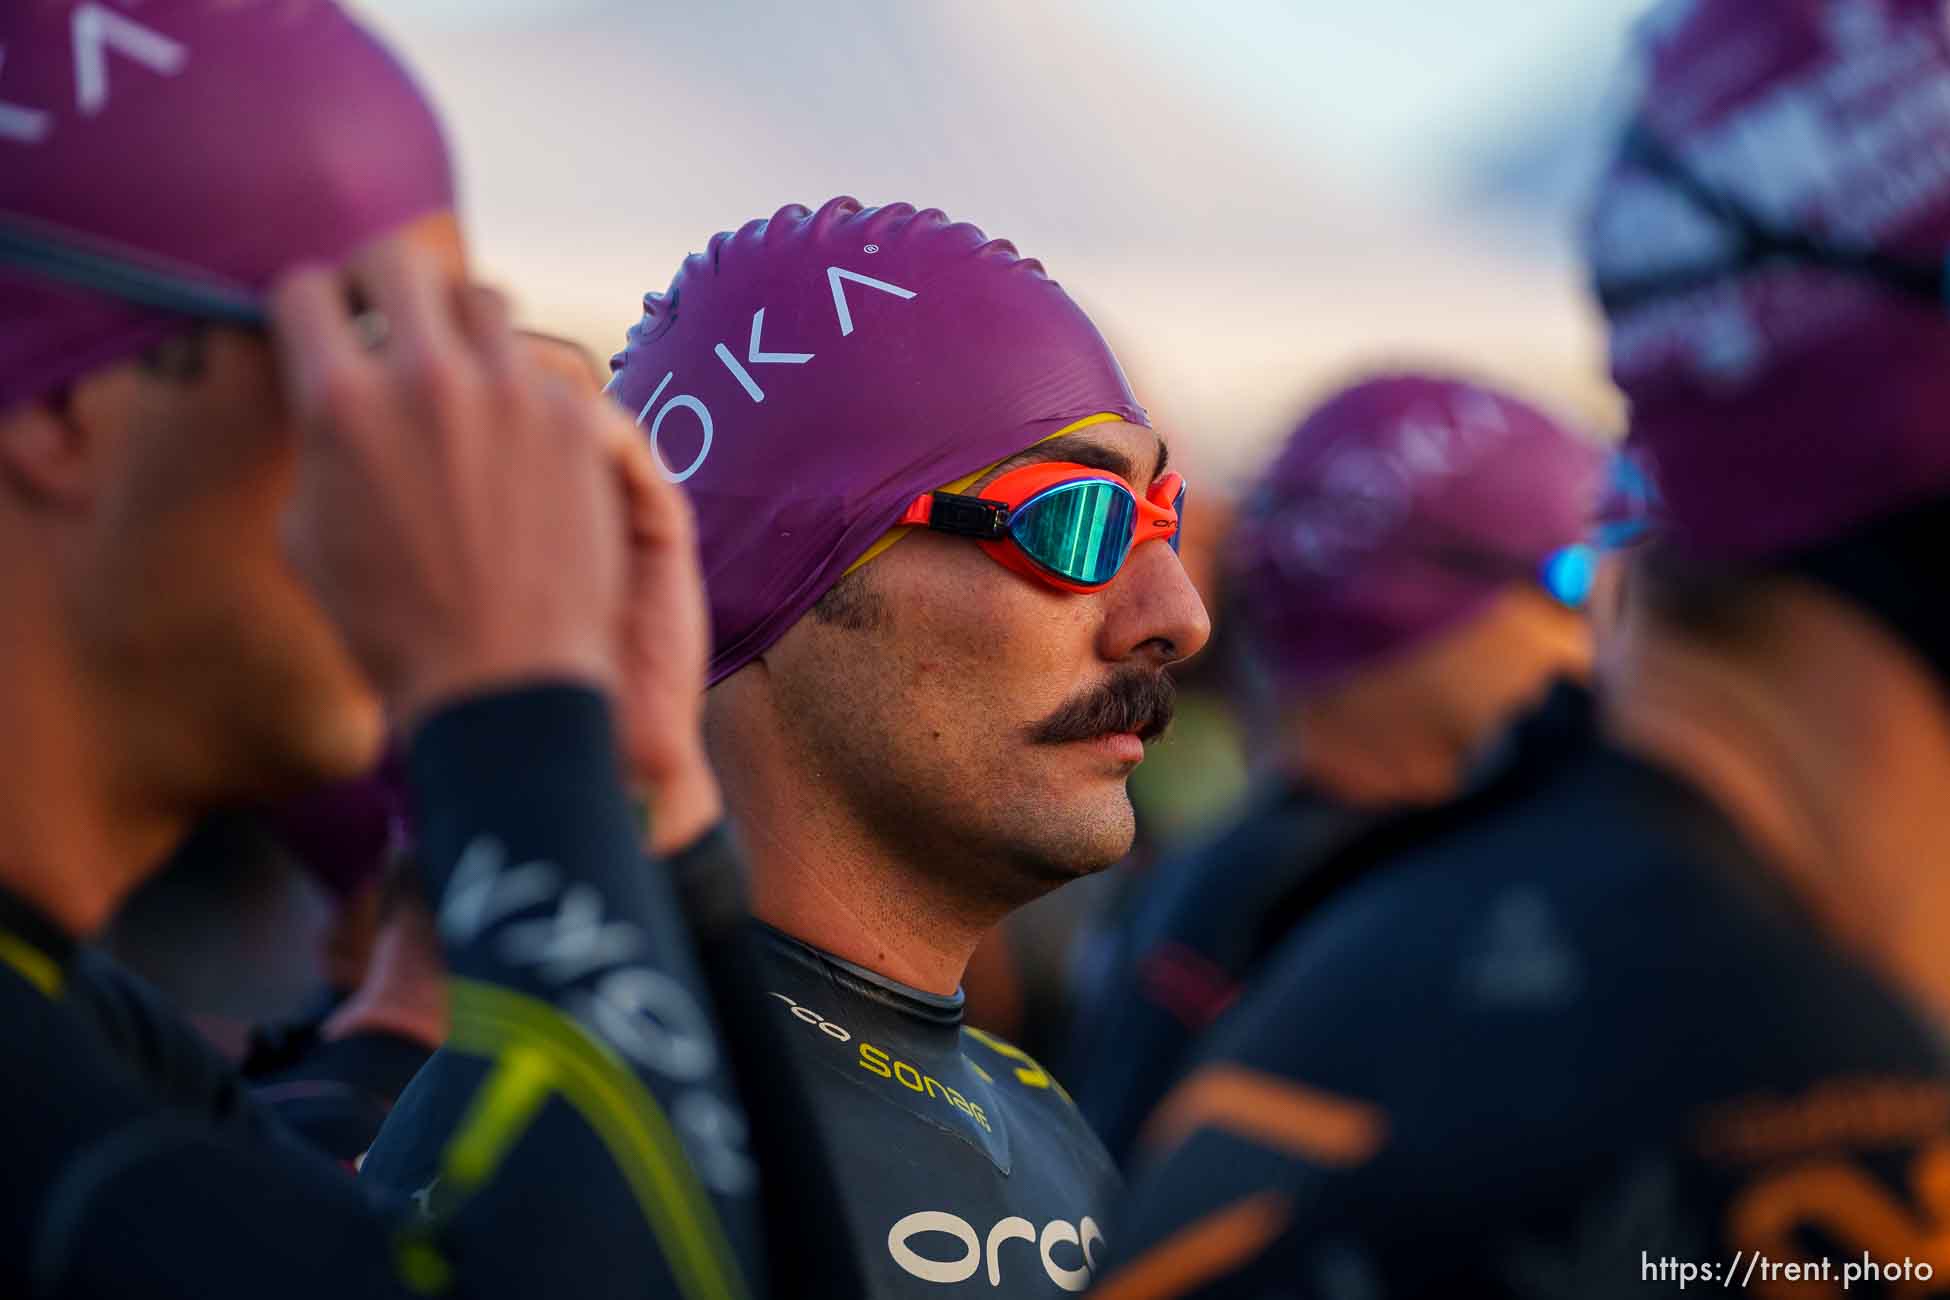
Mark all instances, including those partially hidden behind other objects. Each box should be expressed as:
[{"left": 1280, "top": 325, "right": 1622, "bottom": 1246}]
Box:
[{"left": 1100, "top": 537, "right": 1212, "bottom": 668}]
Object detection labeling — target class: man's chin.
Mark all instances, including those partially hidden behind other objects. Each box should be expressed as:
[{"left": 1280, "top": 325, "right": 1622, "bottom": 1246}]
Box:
[
  {"left": 1014, "top": 794, "right": 1136, "bottom": 883},
  {"left": 233, "top": 694, "right": 386, "bottom": 802},
  {"left": 305, "top": 693, "right": 387, "bottom": 778}
]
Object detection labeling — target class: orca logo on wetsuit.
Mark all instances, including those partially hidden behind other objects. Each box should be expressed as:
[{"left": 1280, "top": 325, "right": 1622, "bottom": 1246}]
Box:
[{"left": 886, "top": 1210, "right": 1106, "bottom": 1291}]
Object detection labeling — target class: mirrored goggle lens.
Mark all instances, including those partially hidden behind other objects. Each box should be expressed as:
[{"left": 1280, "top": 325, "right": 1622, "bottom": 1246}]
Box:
[
  {"left": 1010, "top": 480, "right": 1137, "bottom": 586},
  {"left": 1541, "top": 543, "right": 1599, "bottom": 609},
  {"left": 1169, "top": 483, "right": 1186, "bottom": 554}
]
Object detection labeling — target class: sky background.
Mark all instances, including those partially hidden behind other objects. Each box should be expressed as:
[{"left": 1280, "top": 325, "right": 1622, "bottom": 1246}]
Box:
[{"left": 361, "top": 0, "right": 1660, "bottom": 480}]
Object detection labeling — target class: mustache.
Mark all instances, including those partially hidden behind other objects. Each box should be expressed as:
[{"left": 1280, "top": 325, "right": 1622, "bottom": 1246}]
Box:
[{"left": 1030, "top": 669, "right": 1177, "bottom": 745}]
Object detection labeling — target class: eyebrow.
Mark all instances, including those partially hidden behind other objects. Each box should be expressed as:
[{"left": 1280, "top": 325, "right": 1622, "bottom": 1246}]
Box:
[{"left": 984, "top": 432, "right": 1171, "bottom": 488}]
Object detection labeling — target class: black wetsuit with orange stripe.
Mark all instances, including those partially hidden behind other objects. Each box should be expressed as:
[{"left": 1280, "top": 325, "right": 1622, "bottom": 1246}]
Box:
[
  {"left": 1071, "top": 783, "right": 1376, "bottom": 1169},
  {"left": 368, "top": 919, "right": 1123, "bottom": 1297},
  {"left": 0, "top": 687, "right": 763, "bottom": 1300},
  {"left": 1099, "top": 687, "right": 1950, "bottom": 1299}
]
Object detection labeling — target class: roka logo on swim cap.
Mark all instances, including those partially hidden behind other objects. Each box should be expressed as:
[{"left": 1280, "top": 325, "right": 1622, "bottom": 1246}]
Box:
[
  {"left": 607, "top": 197, "right": 1147, "bottom": 686},
  {"left": 613, "top": 265, "right": 919, "bottom": 485},
  {"left": 0, "top": 5, "right": 189, "bottom": 144}
]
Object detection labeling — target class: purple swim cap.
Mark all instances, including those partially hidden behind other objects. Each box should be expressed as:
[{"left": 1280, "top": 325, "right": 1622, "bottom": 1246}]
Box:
[
  {"left": 1587, "top": 0, "right": 1950, "bottom": 560},
  {"left": 0, "top": 0, "right": 454, "bottom": 413},
  {"left": 606, "top": 197, "right": 1147, "bottom": 685},
  {"left": 261, "top": 751, "right": 410, "bottom": 903},
  {"left": 1227, "top": 374, "right": 1603, "bottom": 688}
]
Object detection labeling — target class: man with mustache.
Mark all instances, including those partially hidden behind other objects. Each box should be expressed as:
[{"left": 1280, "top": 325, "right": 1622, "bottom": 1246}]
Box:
[{"left": 370, "top": 197, "right": 1210, "bottom": 1296}]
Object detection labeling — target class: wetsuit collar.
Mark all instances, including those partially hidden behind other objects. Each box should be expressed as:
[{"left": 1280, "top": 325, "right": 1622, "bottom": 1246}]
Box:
[
  {"left": 0, "top": 882, "right": 76, "bottom": 997},
  {"left": 751, "top": 921, "right": 965, "bottom": 1029}
]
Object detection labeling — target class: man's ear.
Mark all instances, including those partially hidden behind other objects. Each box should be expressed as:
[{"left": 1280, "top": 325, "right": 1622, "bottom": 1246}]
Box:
[
  {"left": 0, "top": 401, "right": 89, "bottom": 507},
  {"left": 0, "top": 366, "right": 133, "bottom": 508}
]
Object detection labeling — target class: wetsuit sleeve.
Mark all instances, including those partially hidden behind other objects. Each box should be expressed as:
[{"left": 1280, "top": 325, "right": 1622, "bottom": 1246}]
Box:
[
  {"left": 233, "top": 988, "right": 437, "bottom": 1165},
  {"left": 1090, "top": 879, "right": 1474, "bottom": 1300},
  {"left": 1091, "top": 1029, "right": 1388, "bottom": 1299},
  {"left": 364, "top": 817, "right": 866, "bottom": 1296},
  {"left": 250, "top": 1030, "right": 434, "bottom": 1165},
  {"left": 15, "top": 685, "right": 763, "bottom": 1300}
]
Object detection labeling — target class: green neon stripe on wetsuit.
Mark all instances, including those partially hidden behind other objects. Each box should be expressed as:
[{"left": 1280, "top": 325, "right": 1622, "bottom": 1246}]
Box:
[{"left": 439, "top": 978, "right": 751, "bottom": 1300}]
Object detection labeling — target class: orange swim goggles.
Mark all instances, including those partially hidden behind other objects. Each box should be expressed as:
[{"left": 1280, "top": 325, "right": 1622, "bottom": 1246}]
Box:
[{"left": 896, "top": 462, "right": 1186, "bottom": 594}]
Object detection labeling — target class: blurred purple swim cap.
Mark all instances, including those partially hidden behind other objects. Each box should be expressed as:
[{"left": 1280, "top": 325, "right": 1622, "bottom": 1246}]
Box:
[
  {"left": 1227, "top": 374, "right": 1603, "bottom": 689},
  {"left": 0, "top": 0, "right": 454, "bottom": 413},
  {"left": 606, "top": 197, "right": 1147, "bottom": 685},
  {"left": 261, "top": 751, "right": 410, "bottom": 903},
  {"left": 1587, "top": 0, "right": 1950, "bottom": 560}
]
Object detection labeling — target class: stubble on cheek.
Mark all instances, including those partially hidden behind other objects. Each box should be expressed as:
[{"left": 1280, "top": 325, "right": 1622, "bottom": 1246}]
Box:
[{"left": 868, "top": 552, "right": 1135, "bottom": 874}]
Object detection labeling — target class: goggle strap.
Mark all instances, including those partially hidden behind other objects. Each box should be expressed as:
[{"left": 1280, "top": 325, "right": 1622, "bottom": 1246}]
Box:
[
  {"left": 1595, "top": 121, "right": 1946, "bottom": 314},
  {"left": 899, "top": 491, "right": 1013, "bottom": 539},
  {"left": 0, "top": 216, "right": 269, "bottom": 327}
]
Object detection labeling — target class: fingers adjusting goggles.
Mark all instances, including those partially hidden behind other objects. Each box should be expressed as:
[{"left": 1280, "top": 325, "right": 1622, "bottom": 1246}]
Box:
[{"left": 897, "top": 462, "right": 1185, "bottom": 594}]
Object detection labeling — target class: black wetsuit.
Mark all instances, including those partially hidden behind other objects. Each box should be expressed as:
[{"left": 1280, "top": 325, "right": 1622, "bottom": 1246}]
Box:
[
  {"left": 49, "top": 945, "right": 425, "bottom": 1170},
  {"left": 0, "top": 686, "right": 762, "bottom": 1300},
  {"left": 1073, "top": 687, "right": 1606, "bottom": 1170},
  {"left": 247, "top": 1025, "right": 436, "bottom": 1165},
  {"left": 368, "top": 918, "right": 1123, "bottom": 1296},
  {"left": 1071, "top": 784, "right": 1375, "bottom": 1168},
  {"left": 1098, "top": 686, "right": 1950, "bottom": 1298}
]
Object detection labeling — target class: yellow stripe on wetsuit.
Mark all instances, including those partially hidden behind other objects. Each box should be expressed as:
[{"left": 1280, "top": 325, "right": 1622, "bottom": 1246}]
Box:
[
  {"left": 433, "top": 978, "right": 751, "bottom": 1300},
  {"left": 0, "top": 929, "right": 62, "bottom": 998}
]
